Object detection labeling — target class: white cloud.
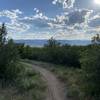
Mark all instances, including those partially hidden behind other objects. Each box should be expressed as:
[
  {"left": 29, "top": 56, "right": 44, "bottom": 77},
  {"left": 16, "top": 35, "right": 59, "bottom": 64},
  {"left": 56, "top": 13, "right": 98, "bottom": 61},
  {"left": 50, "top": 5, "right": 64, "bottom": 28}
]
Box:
[
  {"left": 0, "top": 9, "right": 22, "bottom": 19},
  {"left": 52, "top": 0, "right": 75, "bottom": 8},
  {"left": 12, "top": 9, "right": 22, "bottom": 14},
  {"left": 8, "top": 32, "right": 53, "bottom": 40},
  {"left": 19, "top": 8, "right": 93, "bottom": 40},
  {"left": 88, "top": 13, "right": 100, "bottom": 29},
  {"left": 34, "top": 8, "right": 39, "bottom": 13},
  {"left": 7, "top": 21, "right": 30, "bottom": 33},
  {"left": 0, "top": 8, "right": 98, "bottom": 40},
  {"left": 0, "top": 9, "right": 30, "bottom": 34}
]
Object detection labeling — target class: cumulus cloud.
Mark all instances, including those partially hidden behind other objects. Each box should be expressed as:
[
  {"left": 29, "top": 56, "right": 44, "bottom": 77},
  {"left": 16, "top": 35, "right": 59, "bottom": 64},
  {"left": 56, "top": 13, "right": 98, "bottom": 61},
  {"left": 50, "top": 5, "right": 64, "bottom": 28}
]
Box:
[
  {"left": 0, "top": 8, "right": 98, "bottom": 40},
  {"left": 67, "top": 9, "right": 93, "bottom": 25},
  {"left": 86, "top": 14, "right": 100, "bottom": 35},
  {"left": 19, "top": 8, "right": 93, "bottom": 34},
  {"left": 34, "top": 8, "right": 39, "bottom": 13},
  {"left": 7, "top": 21, "right": 30, "bottom": 33},
  {"left": 8, "top": 32, "right": 53, "bottom": 40},
  {"left": 45, "top": 9, "right": 92, "bottom": 30},
  {"left": 0, "top": 9, "right": 22, "bottom": 19},
  {"left": 52, "top": 0, "right": 75, "bottom": 8},
  {"left": 20, "top": 8, "right": 55, "bottom": 29},
  {"left": 0, "top": 9, "right": 30, "bottom": 34},
  {"left": 89, "top": 14, "right": 100, "bottom": 28}
]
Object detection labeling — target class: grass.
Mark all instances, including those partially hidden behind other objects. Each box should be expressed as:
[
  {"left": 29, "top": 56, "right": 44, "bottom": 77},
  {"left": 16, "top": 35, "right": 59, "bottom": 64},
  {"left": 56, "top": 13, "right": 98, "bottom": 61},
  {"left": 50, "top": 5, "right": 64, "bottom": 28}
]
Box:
[
  {"left": 0, "top": 62, "right": 46, "bottom": 100},
  {"left": 25, "top": 59, "right": 83, "bottom": 100},
  {"left": 51, "top": 67, "right": 83, "bottom": 100}
]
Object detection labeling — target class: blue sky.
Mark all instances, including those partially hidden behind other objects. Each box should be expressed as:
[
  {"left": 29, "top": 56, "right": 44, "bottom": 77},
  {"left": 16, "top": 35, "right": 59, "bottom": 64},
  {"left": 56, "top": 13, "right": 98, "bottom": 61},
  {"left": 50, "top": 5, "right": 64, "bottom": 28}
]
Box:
[{"left": 0, "top": 0, "right": 100, "bottom": 40}]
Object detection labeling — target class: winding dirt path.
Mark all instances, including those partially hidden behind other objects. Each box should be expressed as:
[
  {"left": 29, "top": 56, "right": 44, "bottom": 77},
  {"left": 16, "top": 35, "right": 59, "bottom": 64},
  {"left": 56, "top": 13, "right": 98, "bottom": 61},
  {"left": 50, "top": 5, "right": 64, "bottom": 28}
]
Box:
[{"left": 25, "top": 62, "right": 67, "bottom": 100}]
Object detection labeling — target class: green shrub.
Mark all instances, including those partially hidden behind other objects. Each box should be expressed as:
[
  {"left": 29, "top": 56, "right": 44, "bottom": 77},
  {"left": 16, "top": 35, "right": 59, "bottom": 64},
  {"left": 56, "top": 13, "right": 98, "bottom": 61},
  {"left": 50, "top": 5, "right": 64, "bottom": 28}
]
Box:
[{"left": 80, "top": 47, "right": 100, "bottom": 99}]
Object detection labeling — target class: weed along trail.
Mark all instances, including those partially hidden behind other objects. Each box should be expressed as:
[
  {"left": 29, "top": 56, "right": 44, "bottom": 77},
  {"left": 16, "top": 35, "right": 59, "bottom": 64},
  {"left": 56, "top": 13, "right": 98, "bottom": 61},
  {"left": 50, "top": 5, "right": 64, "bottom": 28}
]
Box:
[{"left": 25, "top": 62, "right": 67, "bottom": 100}]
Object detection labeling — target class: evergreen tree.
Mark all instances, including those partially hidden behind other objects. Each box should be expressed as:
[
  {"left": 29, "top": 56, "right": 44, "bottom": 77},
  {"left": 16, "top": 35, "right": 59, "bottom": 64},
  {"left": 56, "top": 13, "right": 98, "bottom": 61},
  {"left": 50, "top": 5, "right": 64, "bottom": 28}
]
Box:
[
  {"left": 0, "top": 23, "right": 20, "bottom": 82},
  {"left": 0, "top": 23, "right": 7, "bottom": 46}
]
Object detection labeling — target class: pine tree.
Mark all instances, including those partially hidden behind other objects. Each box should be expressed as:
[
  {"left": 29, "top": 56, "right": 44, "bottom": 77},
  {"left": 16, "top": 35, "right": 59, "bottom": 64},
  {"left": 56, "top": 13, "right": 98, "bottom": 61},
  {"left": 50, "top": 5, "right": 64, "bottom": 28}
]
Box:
[{"left": 0, "top": 23, "right": 7, "bottom": 46}]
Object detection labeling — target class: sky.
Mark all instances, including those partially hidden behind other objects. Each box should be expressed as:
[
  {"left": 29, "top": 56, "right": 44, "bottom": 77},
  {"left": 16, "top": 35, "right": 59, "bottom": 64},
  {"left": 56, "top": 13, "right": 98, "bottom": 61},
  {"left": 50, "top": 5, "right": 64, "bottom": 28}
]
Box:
[{"left": 0, "top": 0, "right": 100, "bottom": 40}]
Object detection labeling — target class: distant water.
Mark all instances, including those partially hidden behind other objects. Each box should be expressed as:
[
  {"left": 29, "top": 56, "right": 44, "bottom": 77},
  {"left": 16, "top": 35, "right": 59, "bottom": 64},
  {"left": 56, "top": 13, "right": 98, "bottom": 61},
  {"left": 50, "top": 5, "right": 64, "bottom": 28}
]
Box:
[{"left": 14, "top": 39, "right": 91, "bottom": 47}]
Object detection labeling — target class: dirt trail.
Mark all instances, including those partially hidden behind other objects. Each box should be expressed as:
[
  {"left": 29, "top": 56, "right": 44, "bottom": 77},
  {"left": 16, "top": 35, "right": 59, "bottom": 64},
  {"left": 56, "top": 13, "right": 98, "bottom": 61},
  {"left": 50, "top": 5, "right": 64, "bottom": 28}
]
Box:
[{"left": 26, "top": 62, "right": 67, "bottom": 100}]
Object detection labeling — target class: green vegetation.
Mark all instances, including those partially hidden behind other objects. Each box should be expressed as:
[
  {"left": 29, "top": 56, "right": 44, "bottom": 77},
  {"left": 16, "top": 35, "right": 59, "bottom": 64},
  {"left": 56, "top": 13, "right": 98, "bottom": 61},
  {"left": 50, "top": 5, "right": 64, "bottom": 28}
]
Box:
[
  {"left": 17, "top": 38, "right": 80, "bottom": 68},
  {"left": 80, "top": 47, "right": 100, "bottom": 100},
  {"left": 0, "top": 23, "right": 19, "bottom": 82},
  {"left": 0, "top": 23, "right": 46, "bottom": 100},
  {"left": 24, "top": 60, "right": 82, "bottom": 100},
  {"left": 0, "top": 62, "right": 46, "bottom": 100},
  {"left": 17, "top": 37, "right": 100, "bottom": 100},
  {"left": 0, "top": 23, "right": 100, "bottom": 100}
]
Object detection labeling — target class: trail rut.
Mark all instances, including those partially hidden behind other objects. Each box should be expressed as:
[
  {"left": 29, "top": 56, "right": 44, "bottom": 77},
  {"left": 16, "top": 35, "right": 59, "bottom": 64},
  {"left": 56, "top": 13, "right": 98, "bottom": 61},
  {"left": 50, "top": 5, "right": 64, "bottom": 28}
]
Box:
[{"left": 26, "top": 62, "right": 68, "bottom": 100}]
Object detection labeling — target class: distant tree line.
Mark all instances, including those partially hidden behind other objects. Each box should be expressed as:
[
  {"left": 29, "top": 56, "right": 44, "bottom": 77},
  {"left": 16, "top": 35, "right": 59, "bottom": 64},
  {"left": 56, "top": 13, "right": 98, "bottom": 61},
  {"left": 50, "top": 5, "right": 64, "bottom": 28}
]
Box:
[{"left": 17, "top": 37, "right": 81, "bottom": 68}]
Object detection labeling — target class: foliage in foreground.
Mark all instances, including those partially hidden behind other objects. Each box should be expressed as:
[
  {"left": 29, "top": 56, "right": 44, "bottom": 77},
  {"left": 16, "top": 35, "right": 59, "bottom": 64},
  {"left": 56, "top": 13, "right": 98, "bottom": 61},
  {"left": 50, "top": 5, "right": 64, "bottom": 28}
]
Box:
[
  {"left": 0, "top": 62, "right": 46, "bottom": 100},
  {"left": 25, "top": 60, "right": 82, "bottom": 100},
  {"left": 25, "top": 48, "right": 100, "bottom": 100},
  {"left": 0, "top": 23, "right": 20, "bottom": 81},
  {"left": 80, "top": 47, "right": 100, "bottom": 100},
  {"left": 17, "top": 38, "right": 100, "bottom": 100},
  {"left": 0, "top": 23, "right": 46, "bottom": 100}
]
